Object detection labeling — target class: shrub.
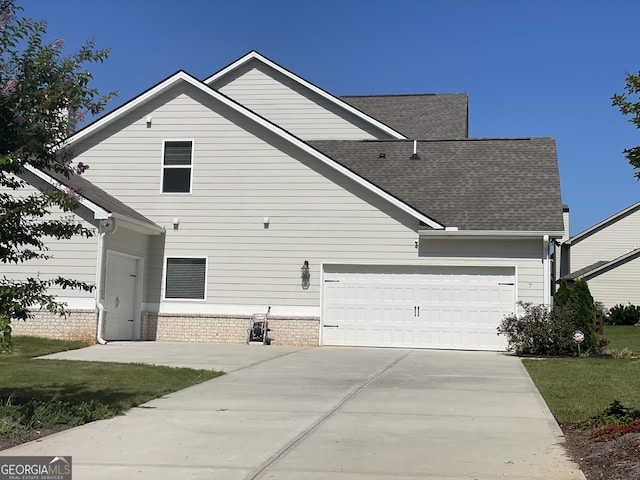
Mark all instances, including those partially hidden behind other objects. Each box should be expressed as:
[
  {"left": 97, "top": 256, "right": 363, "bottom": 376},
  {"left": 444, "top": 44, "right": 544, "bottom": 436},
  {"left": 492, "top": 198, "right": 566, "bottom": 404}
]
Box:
[
  {"left": 589, "top": 400, "right": 640, "bottom": 426},
  {"left": 604, "top": 347, "right": 634, "bottom": 359},
  {"left": 594, "top": 335, "right": 610, "bottom": 353},
  {"left": 497, "top": 302, "right": 576, "bottom": 356},
  {"left": 607, "top": 303, "right": 640, "bottom": 326},
  {"left": 567, "top": 279, "right": 597, "bottom": 353}
]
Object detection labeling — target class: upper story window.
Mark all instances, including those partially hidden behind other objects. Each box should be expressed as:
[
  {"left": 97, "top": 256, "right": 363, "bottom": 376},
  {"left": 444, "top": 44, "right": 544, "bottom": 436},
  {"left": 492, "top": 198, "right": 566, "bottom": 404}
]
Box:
[{"left": 162, "top": 140, "right": 193, "bottom": 193}]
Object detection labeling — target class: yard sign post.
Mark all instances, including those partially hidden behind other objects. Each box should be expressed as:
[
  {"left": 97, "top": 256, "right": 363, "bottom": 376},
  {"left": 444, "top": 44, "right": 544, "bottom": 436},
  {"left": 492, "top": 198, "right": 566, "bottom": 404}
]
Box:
[{"left": 573, "top": 330, "right": 585, "bottom": 356}]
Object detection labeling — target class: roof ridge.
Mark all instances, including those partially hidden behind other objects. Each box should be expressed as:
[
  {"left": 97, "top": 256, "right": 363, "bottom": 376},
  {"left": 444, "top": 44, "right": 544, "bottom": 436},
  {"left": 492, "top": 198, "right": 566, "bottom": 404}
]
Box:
[
  {"left": 316, "top": 137, "right": 548, "bottom": 143},
  {"left": 340, "top": 93, "right": 467, "bottom": 98}
]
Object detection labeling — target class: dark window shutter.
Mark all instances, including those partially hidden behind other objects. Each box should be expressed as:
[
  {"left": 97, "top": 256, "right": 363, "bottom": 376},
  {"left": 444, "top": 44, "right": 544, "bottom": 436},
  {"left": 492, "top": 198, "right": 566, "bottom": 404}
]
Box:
[{"left": 165, "top": 257, "right": 206, "bottom": 299}]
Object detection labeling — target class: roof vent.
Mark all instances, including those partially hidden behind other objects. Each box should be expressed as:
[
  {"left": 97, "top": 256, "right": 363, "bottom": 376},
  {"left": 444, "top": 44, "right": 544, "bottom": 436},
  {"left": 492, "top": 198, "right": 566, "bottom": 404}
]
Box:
[
  {"left": 378, "top": 153, "right": 386, "bottom": 159},
  {"left": 410, "top": 140, "right": 420, "bottom": 160}
]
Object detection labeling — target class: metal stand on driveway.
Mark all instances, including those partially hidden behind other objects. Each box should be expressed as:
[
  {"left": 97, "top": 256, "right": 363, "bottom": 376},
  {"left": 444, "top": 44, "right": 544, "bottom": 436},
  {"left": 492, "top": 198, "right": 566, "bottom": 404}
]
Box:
[{"left": 247, "top": 306, "right": 271, "bottom": 345}]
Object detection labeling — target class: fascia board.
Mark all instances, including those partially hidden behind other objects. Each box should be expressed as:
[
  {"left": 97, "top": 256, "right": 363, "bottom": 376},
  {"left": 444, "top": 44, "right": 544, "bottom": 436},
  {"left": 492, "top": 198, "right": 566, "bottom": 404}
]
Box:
[
  {"left": 24, "top": 164, "right": 110, "bottom": 219},
  {"left": 419, "top": 229, "right": 565, "bottom": 239},
  {"left": 204, "top": 51, "right": 407, "bottom": 140}
]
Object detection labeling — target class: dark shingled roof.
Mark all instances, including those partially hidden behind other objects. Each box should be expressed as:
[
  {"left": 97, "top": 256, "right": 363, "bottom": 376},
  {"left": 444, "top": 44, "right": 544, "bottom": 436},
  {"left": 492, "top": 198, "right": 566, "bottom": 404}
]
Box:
[
  {"left": 309, "top": 138, "right": 564, "bottom": 232},
  {"left": 562, "top": 261, "right": 609, "bottom": 281},
  {"left": 340, "top": 94, "right": 468, "bottom": 140}
]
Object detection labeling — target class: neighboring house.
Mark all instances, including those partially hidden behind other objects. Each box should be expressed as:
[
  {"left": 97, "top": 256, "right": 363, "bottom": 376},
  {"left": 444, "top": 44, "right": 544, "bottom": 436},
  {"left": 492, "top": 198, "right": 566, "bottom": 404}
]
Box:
[
  {"left": 7, "top": 51, "right": 565, "bottom": 350},
  {"left": 561, "top": 201, "right": 640, "bottom": 309}
]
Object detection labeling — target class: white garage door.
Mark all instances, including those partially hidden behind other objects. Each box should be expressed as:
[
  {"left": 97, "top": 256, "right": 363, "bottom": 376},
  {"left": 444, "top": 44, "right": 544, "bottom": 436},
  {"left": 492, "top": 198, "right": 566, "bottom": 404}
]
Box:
[{"left": 322, "top": 265, "right": 515, "bottom": 350}]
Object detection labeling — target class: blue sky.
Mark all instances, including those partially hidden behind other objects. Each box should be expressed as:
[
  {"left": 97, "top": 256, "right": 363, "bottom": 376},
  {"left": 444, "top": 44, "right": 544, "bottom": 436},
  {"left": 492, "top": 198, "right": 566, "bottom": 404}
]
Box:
[{"left": 24, "top": 0, "right": 640, "bottom": 235}]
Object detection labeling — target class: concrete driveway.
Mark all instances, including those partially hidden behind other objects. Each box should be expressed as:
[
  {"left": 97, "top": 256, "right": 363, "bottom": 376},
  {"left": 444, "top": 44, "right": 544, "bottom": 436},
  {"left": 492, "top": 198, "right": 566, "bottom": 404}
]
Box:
[{"left": 2, "top": 343, "right": 585, "bottom": 479}]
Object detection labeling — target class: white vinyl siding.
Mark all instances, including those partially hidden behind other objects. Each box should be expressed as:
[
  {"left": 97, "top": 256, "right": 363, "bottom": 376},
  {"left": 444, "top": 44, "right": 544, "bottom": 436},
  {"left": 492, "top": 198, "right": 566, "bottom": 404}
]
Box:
[
  {"left": 570, "top": 209, "right": 640, "bottom": 272},
  {"left": 585, "top": 259, "right": 640, "bottom": 309},
  {"left": 210, "top": 59, "right": 393, "bottom": 141},
  {"left": 0, "top": 183, "right": 98, "bottom": 302},
  {"left": 70, "top": 81, "right": 547, "bottom": 312}
]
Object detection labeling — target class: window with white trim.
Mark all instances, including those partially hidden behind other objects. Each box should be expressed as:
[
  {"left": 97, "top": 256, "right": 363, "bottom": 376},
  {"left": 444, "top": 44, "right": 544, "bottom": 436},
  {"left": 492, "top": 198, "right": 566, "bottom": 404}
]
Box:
[
  {"left": 162, "top": 140, "right": 192, "bottom": 193},
  {"left": 164, "top": 257, "right": 206, "bottom": 300}
]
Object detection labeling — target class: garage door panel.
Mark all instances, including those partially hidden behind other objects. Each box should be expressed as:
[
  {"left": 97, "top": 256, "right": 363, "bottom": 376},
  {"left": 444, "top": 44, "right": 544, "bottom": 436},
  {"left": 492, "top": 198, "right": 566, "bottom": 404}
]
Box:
[{"left": 322, "top": 266, "right": 514, "bottom": 350}]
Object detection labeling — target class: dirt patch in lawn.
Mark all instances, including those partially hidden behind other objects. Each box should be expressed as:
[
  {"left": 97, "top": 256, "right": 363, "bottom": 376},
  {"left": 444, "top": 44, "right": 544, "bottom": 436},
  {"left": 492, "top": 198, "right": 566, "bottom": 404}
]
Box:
[{"left": 0, "top": 425, "right": 72, "bottom": 451}]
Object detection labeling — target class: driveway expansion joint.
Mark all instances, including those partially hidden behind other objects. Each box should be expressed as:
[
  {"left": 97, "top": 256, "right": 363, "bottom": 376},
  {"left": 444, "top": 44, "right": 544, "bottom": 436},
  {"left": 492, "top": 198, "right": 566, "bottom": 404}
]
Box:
[{"left": 247, "top": 349, "right": 414, "bottom": 480}]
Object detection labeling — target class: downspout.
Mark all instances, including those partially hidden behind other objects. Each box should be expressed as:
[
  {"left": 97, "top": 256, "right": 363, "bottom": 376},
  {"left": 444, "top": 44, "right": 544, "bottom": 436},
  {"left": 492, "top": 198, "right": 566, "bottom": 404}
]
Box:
[
  {"left": 95, "top": 218, "right": 117, "bottom": 345},
  {"left": 542, "top": 235, "right": 551, "bottom": 307}
]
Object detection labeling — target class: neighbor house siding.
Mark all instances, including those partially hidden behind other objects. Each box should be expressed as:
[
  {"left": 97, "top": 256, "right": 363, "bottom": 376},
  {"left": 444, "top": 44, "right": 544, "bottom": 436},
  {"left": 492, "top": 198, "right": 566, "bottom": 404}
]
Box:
[
  {"left": 586, "top": 260, "right": 640, "bottom": 309},
  {"left": 209, "top": 59, "right": 393, "bottom": 141},
  {"left": 570, "top": 209, "right": 640, "bottom": 272}
]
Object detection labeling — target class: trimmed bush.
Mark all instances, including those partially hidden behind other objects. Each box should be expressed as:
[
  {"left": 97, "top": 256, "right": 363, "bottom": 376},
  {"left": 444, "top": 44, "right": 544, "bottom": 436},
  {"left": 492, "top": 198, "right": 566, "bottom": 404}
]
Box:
[{"left": 607, "top": 303, "right": 640, "bottom": 326}]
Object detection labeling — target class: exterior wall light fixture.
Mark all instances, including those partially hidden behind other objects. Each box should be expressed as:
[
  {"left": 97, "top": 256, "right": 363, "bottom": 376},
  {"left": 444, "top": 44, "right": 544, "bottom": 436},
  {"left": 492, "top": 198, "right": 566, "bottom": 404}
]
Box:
[{"left": 301, "top": 260, "right": 310, "bottom": 290}]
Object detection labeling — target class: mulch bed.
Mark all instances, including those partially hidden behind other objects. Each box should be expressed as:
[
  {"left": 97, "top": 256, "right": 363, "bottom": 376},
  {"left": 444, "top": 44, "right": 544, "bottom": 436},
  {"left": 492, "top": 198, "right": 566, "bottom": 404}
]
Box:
[{"left": 562, "top": 423, "right": 640, "bottom": 480}]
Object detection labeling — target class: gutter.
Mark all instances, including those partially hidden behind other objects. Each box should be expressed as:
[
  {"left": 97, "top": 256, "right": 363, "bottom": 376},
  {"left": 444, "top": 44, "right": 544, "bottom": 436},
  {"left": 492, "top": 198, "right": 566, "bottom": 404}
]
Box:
[
  {"left": 95, "top": 217, "right": 117, "bottom": 345},
  {"left": 418, "top": 229, "right": 565, "bottom": 239}
]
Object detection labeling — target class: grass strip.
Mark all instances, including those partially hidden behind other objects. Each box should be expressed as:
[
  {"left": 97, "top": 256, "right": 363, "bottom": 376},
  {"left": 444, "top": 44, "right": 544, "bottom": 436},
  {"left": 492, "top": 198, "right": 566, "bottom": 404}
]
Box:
[
  {"left": 0, "top": 337, "right": 222, "bottom": 435},
  {"left": 523, "top": 357, "right": 640, "bottom": 423}
]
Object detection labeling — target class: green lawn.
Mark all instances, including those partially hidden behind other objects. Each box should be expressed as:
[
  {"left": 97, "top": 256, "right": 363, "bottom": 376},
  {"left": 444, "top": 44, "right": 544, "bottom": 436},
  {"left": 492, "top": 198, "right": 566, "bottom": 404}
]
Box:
[
  {"left": 603, "top": 325, "right": 640, "bottom": 355},
  {"left": 0, "top": 337, "right": 222, "bottom": 435},
  {"left": 524, "top": 358, "right": 640, "bottom": 423},
  {"left": 522, "top": 325, "right": 640, "bottom": 424}
]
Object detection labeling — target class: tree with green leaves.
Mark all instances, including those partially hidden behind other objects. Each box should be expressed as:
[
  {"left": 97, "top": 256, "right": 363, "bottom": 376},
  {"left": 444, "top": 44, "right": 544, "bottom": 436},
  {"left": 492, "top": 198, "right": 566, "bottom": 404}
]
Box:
[
  {"left": 612, "top": 70, "right": 640, "bottom": 179},
  {"left": 0, "top": 0, "right": 114, "bottom": 351}
]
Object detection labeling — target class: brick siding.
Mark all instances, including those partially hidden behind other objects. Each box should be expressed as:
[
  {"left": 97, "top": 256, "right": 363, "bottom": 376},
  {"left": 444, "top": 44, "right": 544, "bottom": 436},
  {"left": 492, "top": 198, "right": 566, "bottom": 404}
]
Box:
[
  {"left": 10, "top": 310, "right": 98, "bottom": 343},
  {"left": 12, "top": 310, "right": 320, "bottom": 346},
  {"left": 141, "top": 312, "right": 319, "bottom": 346}
]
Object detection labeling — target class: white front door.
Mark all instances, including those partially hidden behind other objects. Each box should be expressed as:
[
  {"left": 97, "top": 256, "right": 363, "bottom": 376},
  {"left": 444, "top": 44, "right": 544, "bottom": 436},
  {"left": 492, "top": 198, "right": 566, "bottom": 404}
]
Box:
[
  {"left": 322, "top": 265, "right": 515, "bottom": 350},
  {"left": 104, "top": 252, "right": 139, "bottom": 341}
]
